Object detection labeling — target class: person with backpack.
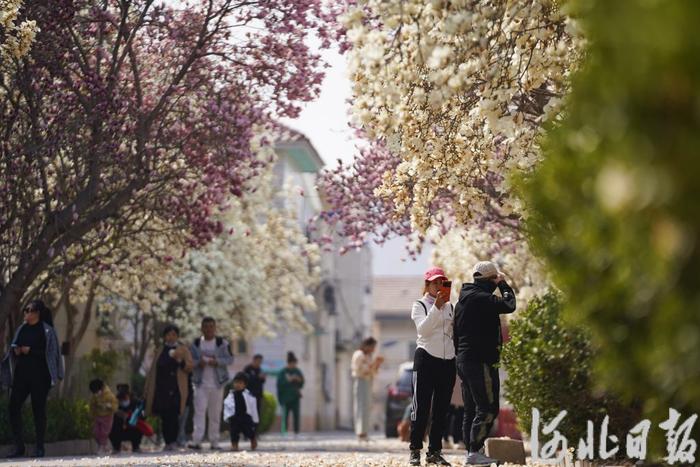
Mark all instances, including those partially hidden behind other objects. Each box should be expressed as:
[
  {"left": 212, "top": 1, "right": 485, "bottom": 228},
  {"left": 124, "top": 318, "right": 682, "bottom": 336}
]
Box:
[
  {"left": 454, "top": 261, "right": 516, "bottom": 465},
  {"left": 188, "top": 317, "right": 233, "bottom": 450},
  {"left": 408, "top": 267, "right": 456, "bottom": 466}
]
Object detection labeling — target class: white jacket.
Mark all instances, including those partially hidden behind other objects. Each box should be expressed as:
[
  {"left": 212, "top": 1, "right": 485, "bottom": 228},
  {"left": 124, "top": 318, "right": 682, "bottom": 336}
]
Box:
[
  {"left": 411, "top": 294, "right": 455, "bottom": 360},
  {"left": 223, "top": 389, "right": 259, "bottom": 424}
]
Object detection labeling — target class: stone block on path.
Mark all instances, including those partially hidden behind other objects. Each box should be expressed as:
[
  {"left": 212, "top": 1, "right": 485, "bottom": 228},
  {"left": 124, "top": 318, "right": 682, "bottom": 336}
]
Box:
[{"left": 485, "top": 437, "right": 526, "bottom": 464}]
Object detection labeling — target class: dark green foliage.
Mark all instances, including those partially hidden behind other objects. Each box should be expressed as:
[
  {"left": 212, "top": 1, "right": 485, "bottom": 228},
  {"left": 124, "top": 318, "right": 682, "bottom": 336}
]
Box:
[
  {"left": 258, "top": 391, "right": 277, "bottom": 434},
  {"left": 0, "top": 397, "right": 91, "bottom": 443},
  {"left": 520, "top": 0, "right": 700, "bottom": 453},
  {"left": 86, "top": 348, "right": 121, "bottom": 384},
  {"left": 502, "top": 292, "right": 638, "bottom": 447}
]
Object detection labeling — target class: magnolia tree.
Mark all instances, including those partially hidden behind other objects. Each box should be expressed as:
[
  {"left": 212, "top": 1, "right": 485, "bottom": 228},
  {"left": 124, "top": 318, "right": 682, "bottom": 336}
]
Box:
[
  {"left": 319, "top": 0, "right": 581, "bottom": 288},
  {"left": 164, "top": 170, "right": 321, "bottom": 339},
  {"left": 36, "top": 214, "right": 188, "bottom": 385},
  {"left": 92, "top": 160, "right": 321, "bottom": 373},
  {"left": 0, "top": 0, "right": 336, "bottom": 333}
]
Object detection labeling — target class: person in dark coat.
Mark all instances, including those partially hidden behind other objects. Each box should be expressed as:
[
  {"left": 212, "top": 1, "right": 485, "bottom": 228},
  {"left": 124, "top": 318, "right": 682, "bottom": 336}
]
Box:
[
  {"left": 454, "top": 261, "right": 516, "bottom": 466},
  {"left": 109, "top": 384, "right": 144, "bottom": 453},
  {"left": 2, "top": 300, "right": 63, "bottom": 459},
  {"left": 143, "top": 324, "right": 193, "bottom": 451},
  {"left": 243, "top": 354, "right": 266, "bottom": 424}
]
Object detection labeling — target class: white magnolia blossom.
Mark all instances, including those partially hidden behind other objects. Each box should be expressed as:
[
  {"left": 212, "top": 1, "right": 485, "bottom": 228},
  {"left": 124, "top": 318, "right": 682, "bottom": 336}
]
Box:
[
  {"left": 157, "top": 166, "right": 320, "bottom": 339},
  {"left": 55, "top": 145, "right": 319, "bottom": 344},
  {"left": 340, "top": 0, "right": 583, "bottom": 290},
  {"left": 431, "top": 226, "right": 546, "bottom": 305},
  {"left": 0, "top": 0, "right": 37, "bottom": 69}
]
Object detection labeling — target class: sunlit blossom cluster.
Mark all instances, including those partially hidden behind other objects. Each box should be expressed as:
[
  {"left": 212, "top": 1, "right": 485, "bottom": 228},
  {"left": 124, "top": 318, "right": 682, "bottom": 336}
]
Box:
[
  {"left": 159, "top": 165, "right": 321, "bottom": 339},
  {"left": 0, "top": 0, "right": 36, "bottom": 70},
  {"left": 320, "top": 0, "right": 582, "bottom": 291}
]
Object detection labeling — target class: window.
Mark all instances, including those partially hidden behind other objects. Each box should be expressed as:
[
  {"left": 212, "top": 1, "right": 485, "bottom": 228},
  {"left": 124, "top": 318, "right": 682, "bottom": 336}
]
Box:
[{"left": 236, "top": 338, "right": 248, "bottom": 355}]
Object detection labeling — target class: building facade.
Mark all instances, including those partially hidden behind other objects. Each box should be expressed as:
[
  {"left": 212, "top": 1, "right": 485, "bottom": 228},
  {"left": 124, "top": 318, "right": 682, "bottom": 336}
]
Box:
[{"left": 231, "top": 128, "right": 373, "bottom": 431}]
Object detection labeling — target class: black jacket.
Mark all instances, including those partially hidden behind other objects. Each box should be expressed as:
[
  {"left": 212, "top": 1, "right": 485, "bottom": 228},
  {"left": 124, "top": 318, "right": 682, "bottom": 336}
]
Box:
[{"left": 454, "top": 280, "right": 516, "bottom": 364}]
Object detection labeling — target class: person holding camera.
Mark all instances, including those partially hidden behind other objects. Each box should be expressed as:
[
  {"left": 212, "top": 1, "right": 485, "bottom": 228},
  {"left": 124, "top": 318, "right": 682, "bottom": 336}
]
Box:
[
  {"left": 454, "top": 261, "right": 516, "bottom": 465},
  {"left": 408, "top": 267, "right": 456, "bottom": 467}
]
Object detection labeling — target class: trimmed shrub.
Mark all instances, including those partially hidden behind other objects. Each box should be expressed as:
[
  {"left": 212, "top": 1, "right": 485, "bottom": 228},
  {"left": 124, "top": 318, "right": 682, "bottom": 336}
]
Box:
[
  {"left": 258, "top": 391, "right": 277, "bottom": 433},
  {"left": 0, "top": 396, "right": 91, "bottom": 443},
  {"left": 519, "top": 0, "right": 700, "bottom": 449},
  {"left": 502, "top": 292, "right": 638, "bottom": 447}
]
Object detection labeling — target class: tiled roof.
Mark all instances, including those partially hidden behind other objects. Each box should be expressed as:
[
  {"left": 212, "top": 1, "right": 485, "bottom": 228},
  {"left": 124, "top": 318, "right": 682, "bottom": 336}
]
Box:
[{"left": 372, "top": 276, "right": 424, "bottom": 317}]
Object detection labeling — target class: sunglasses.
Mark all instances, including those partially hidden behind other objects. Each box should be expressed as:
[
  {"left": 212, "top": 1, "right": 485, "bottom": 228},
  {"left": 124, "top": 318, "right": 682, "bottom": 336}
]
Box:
[{"left": 23, "top": 307, "right": 37, "bottom": 314}]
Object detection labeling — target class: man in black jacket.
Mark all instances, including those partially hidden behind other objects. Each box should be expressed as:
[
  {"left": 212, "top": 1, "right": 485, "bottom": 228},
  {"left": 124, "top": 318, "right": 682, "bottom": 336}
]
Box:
[{"left": 454, "top": 261, "right": 516, "bottom": 465}]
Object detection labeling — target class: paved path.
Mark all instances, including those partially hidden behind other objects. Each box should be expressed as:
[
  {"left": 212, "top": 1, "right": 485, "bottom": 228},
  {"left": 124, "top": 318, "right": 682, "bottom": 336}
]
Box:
[{"left": 0, "top": 432, "right": 516, "bottom": 466}]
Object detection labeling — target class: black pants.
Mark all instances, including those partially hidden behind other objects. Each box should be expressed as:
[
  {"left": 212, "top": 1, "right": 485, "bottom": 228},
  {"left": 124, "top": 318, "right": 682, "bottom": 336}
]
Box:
[
  {"left": 9, "top": 366, "right": 52, "bottom": 449},
  {"left": 228, "top": 415, "right": 255, "bottom": 443},
  {"left": 409, "top": 348, "right": 456, "bottom": 452},
  {"left": 457, "top": 359, "right": 500, "bottom": 452},
  {"left": 109, "top": 417, "right": 143, "bottom": 451},
  {"left": 159, "top": 409, "right": 180, "bottom": 445}
]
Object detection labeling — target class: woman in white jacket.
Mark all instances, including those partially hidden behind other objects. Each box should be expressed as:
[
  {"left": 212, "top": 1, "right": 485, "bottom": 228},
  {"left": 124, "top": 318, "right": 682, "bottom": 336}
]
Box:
[{"left": 408, "top": 267, "right": 456, "bottom": 467}]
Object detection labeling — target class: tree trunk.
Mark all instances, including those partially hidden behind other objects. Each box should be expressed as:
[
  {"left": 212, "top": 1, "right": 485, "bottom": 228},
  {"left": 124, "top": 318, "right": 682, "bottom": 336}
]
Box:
[
  {"left": 59, "top": 278, "right": 96, "bottom": 397},
  {"left": 0, "top": 288, "right": 23, "bottom": 349}
]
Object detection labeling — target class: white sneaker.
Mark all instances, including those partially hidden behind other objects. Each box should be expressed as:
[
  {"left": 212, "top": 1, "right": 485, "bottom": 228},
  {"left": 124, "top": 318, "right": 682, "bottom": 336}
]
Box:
[{"left": 465, "top": 451, "right": 498, "bottom": 465}]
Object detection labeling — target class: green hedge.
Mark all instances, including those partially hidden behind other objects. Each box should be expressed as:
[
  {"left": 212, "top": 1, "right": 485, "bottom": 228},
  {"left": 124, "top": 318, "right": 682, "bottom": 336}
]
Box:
[
  {"left": 502, "top": 292, "right": 638, "bottom": 446},
  {"left": 258, "top": 391, "right": 277, "bottom": 433},
  {"left": 0, "top": 396, "right": 91, "bottom": 444},
  {"left": 519, "top": 0, "right": 700, "bottom": 456}
]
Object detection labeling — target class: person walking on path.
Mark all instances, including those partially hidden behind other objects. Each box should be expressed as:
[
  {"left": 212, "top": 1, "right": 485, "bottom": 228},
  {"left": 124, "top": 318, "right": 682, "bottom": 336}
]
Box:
[
  {"left": 1, "top": 300, "right": 63, "bottom": 459},
  {"left": 144, "top": 324, "right": 193, "bottom": 451},
  {"left": 188, "top": 317, "right": 234, "bottom": 450},
  {"left": 454, "top": 261, "right": 516, "bottom": 465},
  {"left": 89, "top": 379, "right": 118, "bottom": 455},
  {"left": 408, "top": 267, "right": 456, "bottom": 467},
  {"left": 243, "top": 354, "right": 266, "bottom": 425},
  {"left": 223, "top": 372, "right": 259, "bottom": 451},
  {"left": 351, "top": 337, "right": 383, "bottom": 441},
  {"left": 276, "top": 351, "right": 304, "bottom": 436}
]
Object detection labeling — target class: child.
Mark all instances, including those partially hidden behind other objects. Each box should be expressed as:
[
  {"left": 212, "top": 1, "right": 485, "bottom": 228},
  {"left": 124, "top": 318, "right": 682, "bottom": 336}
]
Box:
[
  {"left": 89, "top": 378, "right": 118, "bottom": 455},
  {"left": 109, "top": 384, "right": 145, "bottom": 454},
  {"left": 223, "top": 372, "right": 259, "bottom": 451}
]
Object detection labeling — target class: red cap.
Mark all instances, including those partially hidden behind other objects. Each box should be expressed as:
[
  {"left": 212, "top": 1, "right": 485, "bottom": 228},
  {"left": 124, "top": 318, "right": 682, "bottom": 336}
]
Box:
[{"left": 424, "top": 267, "right": 447, "bottom": 282}]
